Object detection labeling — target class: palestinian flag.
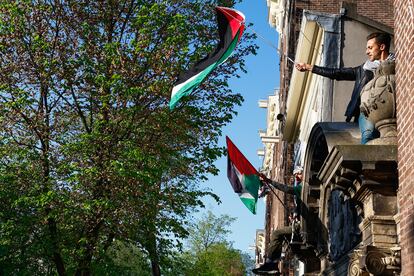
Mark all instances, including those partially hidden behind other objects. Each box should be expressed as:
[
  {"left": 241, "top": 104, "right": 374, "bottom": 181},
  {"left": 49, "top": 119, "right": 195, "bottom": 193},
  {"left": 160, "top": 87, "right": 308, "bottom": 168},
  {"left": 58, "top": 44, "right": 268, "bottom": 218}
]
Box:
[
  {"left": 169, "top": 6, "right": 245, "bottom": 109},
  {"left": 226, "top": 136, "right": 261, "bottom": 214}
]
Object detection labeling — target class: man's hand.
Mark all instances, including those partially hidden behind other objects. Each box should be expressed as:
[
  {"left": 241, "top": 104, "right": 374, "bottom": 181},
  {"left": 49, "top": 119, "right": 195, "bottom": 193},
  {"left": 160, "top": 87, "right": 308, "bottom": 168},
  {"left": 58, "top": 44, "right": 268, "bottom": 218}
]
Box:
[
  {"left": 289, "top": 212, "right": 298, "bottom": 223},
  {"left": 258, "top": 172, "right": 271, "bottom": 184},
  {"left": 295, "top": 62, "right": 312, "bottom": 72}
]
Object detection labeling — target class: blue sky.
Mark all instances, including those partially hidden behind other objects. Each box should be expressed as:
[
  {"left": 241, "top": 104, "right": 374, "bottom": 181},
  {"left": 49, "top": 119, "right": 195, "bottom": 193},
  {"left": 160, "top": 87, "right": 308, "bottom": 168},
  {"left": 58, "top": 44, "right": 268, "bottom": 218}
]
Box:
[{"left": 201, "top": 1, "right": 280, "bottom": 253}]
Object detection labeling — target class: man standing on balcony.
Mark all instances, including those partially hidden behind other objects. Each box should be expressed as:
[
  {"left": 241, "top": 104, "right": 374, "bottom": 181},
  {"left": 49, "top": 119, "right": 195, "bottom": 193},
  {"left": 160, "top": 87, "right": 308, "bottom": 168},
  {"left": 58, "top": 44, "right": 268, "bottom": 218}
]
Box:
[{"left": 295, "top": 32, "right": 395, "bottom": 144}]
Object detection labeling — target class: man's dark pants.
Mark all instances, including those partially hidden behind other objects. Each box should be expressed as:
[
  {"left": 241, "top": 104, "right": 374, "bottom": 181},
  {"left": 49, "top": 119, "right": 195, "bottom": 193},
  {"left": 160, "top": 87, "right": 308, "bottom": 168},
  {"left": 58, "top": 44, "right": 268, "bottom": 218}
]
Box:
[{"left": 267, "top": 226, "right": 292, "bottom": 260}]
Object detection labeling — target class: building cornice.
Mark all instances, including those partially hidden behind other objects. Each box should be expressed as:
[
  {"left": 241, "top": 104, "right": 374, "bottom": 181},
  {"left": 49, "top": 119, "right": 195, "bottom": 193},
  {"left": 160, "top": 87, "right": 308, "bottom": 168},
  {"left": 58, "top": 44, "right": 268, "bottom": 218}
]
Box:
[{"left": 267, "top": 0, "right": 286, "bottom": 33}]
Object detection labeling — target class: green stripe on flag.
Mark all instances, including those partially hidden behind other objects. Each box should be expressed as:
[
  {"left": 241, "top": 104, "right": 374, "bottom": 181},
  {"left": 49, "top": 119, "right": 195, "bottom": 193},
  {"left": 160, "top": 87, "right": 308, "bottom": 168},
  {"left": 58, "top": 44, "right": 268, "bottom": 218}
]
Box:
[
  {"left": 243, "top": 174, "right": 261, "bottom": 201},
  {"left": 169, "top": 29, "right": 241, "bottom": 109},
  {"left": 216, "top": 30, "right": 241, "bottom": 64},
  {"left": 170, "top": 61, "right": 217, "bottom": 109},
  {"left": 239, "top": 174, "right": 261, "bottom": 214},
  {"left": 240, "top": 196, "right": 257, "bottom": 215}
]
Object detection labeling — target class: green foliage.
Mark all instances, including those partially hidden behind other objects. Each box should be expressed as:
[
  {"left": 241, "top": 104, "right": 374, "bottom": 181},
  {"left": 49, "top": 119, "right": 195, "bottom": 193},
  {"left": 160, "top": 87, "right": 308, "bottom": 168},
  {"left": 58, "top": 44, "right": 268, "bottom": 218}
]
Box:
[
  {"left": 188, "top": 210, "right": 237, "bottom": 252},
  {"left": 187, "top": 243, "right": 246, "bottom": 276},
  {"left": 183, "top": 211, "right": 249, "bottom": 276},
  {"left": 0, "top": 0, "right": 257, "bottom": 274},
  {"left": 92, "top": 240, "right": 151, "bottom": 276}
]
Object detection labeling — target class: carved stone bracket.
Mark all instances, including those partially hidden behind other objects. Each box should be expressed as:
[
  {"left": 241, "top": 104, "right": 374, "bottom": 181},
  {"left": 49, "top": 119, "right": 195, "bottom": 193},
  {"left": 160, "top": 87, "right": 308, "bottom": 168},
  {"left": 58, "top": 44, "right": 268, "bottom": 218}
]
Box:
[
  {"left": 348, "top": 250, "right": 369, "bottom": 276},
  {"left": 358, "top": 246, "right": 401, "bottom": 275},
  {"left": 347, "top": 246, "right": 401, "bottom": 276}
]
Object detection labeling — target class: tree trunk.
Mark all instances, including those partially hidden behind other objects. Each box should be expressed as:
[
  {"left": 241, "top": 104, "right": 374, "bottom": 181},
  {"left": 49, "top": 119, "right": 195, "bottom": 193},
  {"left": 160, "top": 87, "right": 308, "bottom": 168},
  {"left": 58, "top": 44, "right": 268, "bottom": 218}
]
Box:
[
  {"left": 148, "top": 229, "right": 161, "bottom": 276},
  {"left": 41, "top": 84, "right": 66, "bottom": 275},
  {"left": 75, "top": 266, "right": 91, "bottom": 276},
  {"left": 75, "top": 251, "right": 93, "bottom": 276},
  {"left": 48, "top": 217, "right": 66, "bottom": 276},
  {"left": 151, "top": 260, "right": 161, "bottom": 276}
]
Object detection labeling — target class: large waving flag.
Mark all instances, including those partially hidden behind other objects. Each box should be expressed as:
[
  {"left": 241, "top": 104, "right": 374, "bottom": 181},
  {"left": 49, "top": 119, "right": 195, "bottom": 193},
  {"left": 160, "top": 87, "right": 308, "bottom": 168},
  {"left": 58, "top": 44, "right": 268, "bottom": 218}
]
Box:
[
  {"left": 226, "top": 136, "right": 261, "bottom": 214},
  {"left": 169, "top": 6, "right": 245, "bottom": 109}
]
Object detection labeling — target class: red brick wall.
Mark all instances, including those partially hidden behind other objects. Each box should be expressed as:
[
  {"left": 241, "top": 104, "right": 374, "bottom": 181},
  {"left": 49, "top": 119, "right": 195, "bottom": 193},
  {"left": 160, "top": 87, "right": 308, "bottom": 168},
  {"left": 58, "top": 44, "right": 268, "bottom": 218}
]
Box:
[
  {"left": 356, "top": 0, "right": 394, "bottom": 28},
  {"left": 296, "top": 0, "right": 340, "bottom": 14},
  {"left": 294, "top": 0, "right": 394, "bottom": 28},
  {"left": 394, "top": 1, "right": 414, "bottom": 275}
]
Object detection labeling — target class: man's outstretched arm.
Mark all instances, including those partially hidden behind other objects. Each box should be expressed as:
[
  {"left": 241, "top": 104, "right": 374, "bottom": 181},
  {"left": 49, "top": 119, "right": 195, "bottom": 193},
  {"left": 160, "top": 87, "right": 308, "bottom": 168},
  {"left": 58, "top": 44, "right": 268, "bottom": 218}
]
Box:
[
  {"left": 295, "top": 62, "right": 357, "bottom": 81},
  {"left": 258, "top": 173, "right": 295, "bottom": 195}
]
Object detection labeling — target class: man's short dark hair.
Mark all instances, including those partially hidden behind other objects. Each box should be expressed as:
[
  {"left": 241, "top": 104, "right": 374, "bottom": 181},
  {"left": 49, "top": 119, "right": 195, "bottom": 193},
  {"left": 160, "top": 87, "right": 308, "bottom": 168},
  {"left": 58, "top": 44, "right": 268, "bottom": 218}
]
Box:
[{"left": 367, "top": 32, "right": 391, "bottom": 51}]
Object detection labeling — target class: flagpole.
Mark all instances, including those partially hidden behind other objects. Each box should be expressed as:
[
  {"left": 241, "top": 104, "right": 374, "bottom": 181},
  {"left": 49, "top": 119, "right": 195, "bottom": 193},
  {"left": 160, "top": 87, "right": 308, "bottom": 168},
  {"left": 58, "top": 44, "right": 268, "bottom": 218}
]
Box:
[{"left": 262, "top": 181, "right": 290, "bottom": 212}]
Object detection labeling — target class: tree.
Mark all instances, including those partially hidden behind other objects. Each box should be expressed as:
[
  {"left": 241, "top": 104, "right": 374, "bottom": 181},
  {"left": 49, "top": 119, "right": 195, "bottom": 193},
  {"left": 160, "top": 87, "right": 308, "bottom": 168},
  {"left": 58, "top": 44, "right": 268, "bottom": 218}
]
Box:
[
  {"left": 92, "top": 240, "right": 151, "bottom": 275},
  {"left": 0, "top": 0, "right": 257, "bottom": 275},
  {"left": 184, "top": 211, "right": 250, "bottom": 275},
  {"left": 188, "top": 243, "right": 246, "bottom": 276},
  {"left": 188, "top": 210, "right": 236, "bottom": 252}
]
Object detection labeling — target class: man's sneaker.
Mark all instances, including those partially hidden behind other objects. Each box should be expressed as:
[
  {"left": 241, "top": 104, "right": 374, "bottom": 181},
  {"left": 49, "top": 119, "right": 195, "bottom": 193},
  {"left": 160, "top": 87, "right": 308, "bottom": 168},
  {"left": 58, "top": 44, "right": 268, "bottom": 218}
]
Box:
[{"left": 252, "top": 262, "right": 279, "bottom": 275}]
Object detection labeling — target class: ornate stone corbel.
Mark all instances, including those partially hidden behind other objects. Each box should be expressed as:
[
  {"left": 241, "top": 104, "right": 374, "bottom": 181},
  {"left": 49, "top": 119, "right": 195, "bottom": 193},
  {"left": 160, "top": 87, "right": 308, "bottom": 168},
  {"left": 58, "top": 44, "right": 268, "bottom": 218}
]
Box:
[
  {"left": 383, "top": 246, "right": 401, "bottom": 272},
  {"left": 348, "top": 250, "right": 369, "bottom": 276},
  {"left": 364, "top": 250, "right": 387, "bottom": 275},
  {"left": 358, "top": 246, "right": 401, "bottom": 276}
]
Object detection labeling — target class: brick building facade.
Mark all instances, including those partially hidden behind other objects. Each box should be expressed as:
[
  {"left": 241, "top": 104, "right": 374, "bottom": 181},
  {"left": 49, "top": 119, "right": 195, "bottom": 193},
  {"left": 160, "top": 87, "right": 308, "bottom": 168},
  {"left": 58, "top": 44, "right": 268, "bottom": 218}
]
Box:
[
  {"left": 265, "top": 0, "right": 394, "bottom": 230},
  {"left": 395, "top": 1, "right": 414, "bottom": 276},
  {"left": 256, "top": 0, "right": 409, "bottom": 275}
]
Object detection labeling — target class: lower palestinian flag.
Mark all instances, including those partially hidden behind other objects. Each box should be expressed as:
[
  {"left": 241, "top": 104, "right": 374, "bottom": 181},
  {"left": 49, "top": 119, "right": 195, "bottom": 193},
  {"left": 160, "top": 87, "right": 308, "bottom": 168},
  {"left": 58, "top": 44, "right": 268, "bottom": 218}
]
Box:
[
  {"left": 169, "top": 6, "right": 245, "bottom": 109},
  {"left": 226, "top": 136, "right": 261, "bottom": 214}
]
